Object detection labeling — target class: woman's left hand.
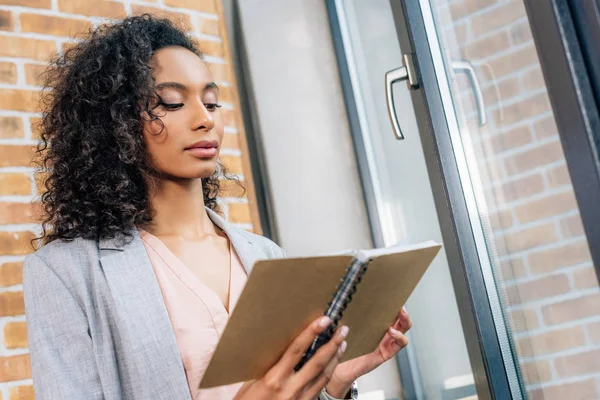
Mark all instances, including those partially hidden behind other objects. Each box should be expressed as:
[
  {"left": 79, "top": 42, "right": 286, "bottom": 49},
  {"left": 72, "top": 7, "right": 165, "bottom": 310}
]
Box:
[{"left": 324, "top": 307, "right": 412, "bottom": 398}]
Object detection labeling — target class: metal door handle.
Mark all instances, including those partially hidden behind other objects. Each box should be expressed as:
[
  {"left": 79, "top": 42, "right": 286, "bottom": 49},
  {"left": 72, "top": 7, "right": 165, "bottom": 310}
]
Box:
[
  {"left": 385, "top": 54, "right": 419, "bottom": 140},
  {"left": 451, "top": 60, "right": 486, "bottom": 126}
]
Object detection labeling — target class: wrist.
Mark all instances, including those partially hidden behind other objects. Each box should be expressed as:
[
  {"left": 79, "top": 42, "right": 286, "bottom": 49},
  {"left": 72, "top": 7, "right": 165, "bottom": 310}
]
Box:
[{"left": 325, "top": 377, "right": 353, "bottom": 398}]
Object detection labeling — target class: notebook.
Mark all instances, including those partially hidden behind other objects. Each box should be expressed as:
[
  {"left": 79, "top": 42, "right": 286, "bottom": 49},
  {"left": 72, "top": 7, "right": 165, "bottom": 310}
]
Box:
[{"left": 199, "top": 240, "right": 442, "bottom": 388}]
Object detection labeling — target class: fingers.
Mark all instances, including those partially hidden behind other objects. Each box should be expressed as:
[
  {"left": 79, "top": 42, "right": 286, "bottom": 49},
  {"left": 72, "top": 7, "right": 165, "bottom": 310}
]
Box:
[
  {"left": 299, "top": 341, "right": 347, "bottom": 400},
  {"left": 396, "top": 306, "right": 412, "bottom": 334},
  {"left": 270, "top": 316, "right": 332, "bottom": 381},
  {"left": 288, "top": 325, "right": 349, "bottom": 396},
  {"left": 388, "top": 326, "right": 409, "bottom": 348}
]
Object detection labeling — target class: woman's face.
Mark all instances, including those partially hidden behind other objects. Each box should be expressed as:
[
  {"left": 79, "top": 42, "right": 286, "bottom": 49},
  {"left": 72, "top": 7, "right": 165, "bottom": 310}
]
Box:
[{"left": 142, "top": 46, "right": 224, "bottom": 180}]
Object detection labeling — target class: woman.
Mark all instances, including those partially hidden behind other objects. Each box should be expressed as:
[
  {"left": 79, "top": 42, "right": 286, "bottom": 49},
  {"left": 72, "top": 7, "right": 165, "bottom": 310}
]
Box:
[{"left": 23, "top": 15, "right": 412, "bottom": 400}]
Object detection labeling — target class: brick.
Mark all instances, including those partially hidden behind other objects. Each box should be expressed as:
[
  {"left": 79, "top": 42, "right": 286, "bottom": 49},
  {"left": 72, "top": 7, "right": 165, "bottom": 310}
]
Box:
[
  {"left": 488, "top": 125, "right": 532, "bottom": 153},
  {"left": 58, "top": 0, "right": 126, "bottom": 19},
  {"left": 559, "top": 214, "right": 585, "bottom": 238},
  {"left": 498, "top": 257, "right": 526, "bottom": 280},
  {"left": 464, "top": 32, "right": 511, "bottom": 60},
  {"left": 228, "top": 203, "right": 251, "bottom": 224},
  {"left": 0, "top": 9, "right": 13, "bottom": 31},
  {"left": 218, "top": 85, "right": 232, "bottom": 103},
  {"left": 533, "top": 115, "right": 558, "bottom": 140},
  {"left": 219, "top": 179, "right": 245, "bottom": 197},
  {"left": 0, "top": 62, "right": 17, "bottom": 84},
  {"left": 510, "top": 20, "right": 533, "bottom": 46},
  {"left": 35, "top": 170, "right": 48, "bottom": 195},
  {"left": 505, "top": 274, "right": 570, "bottom": 304},
  {"left": 0, "top": 89, "right": 40, "bottom": 112},
  {"left": 0, "top": 173, "right": 30, "bottom": 195},
  {"left": 523, "top": 67, "right": 545, "bottom": 91},
  {"left": 542, "top": 292, "right": 600, "bottom": 325},
  {"left": 0, "top": 354, "right": 31, "bottom": 382},
  {"left": 0, "top": 231, "right": 36, "bottom": 255},
  {"left": 0, "top": 0, "right": 51, "bottom": 7},
  {"left": 221, "top": 132, "right": 239, "bottom": 150},
  {"left": 164, "top": 0, "right": 217, "bottom": 13},
  {"left": 0, "top": 116, "right": 23, "bottom": 138},
  {"left": 9, "top": 385, "right": 34, "bottom": 400},
  {"left": 547, "top": 164, "right": 571, "bottom": 188},
  {"left": 470, "top": 0, "right": 526, "bottom": 37},
  {"left": 501, "top": 222, "right": 557, "bottom": 253},
  {"left": 482, "top": 77, "right": 522, "bottom": 109},
  {"left": 449, "top": 0, "right": 496, "bottom": 20},
  {"left": 515, "top": 191, "right": 578, "bottom": 223},
  {"left": 517, "top": 326, "right": 585, "bottom": 357},
  {"left": 131, "top": 4, "right": 192, "bottom": 31},
  {"left": 4, "top": 321, "right": 27, "bottom": 349},
  {"left": 195, "top": 15, "right": 220, "bottom": 36},
  {"left": 24, "top": 63, "right": 46, "bottom": 87},
  {"left": 20, "top": 13, "right": 91, "bottom": 37},
  {"left": 555, "top": 349, "right": 600, "bottom": 377},
  {"left": 488, "top": 208, "right": 514, "bottom": 231},
  {"left": 0, "top": 290, "right": 24, "bottom": 316},
  {"left": 30, "top": 117, "right": 42, "bottom": 140},
  {"left": 0, "top": 202, "right": 41, "bottom": 224},
  {"left": 496, "top": 173, "right": 545, "bottom": 203},
  {"left": 519, "top": 360, "right": 552, "bottom": 385},
  {"left": 220, "top": 108, "right": 236, "bottom": 129},
  {"left": 0, "top": 261, "right": 22, "bottom": 287},
  {"left": 207, "top": 62, "right": 229, "bottom": 83},
  {"left": 0, "top": 35, "right": 56, "bottom": 61},
  {"left": 486, "top": 45, "right": 539, "bottom": 79},
  {"left": 529, "top": 379, "right": 597, "bottom": 400},
  {"left": 574, "top": 266, "right": 598, "bottom": 289},
  {"left": 507, "top": 307, "right": 539, "bottom": 332},
  {"left": 220, "top": 155, "right": 243, "bottom": 175},
  {"left": 197, "top": 38, "right": 224, "bottom": 58},
  {"left": 504, "top": 140, "right": 564, "bottom": 175},
  {"left": 494, "top": 92, "right": 552, "bottom": 127},
  {"left": 528, "top": 240, "right": 591, "bottom": 274},
  {"left": 589, "top": 322, "right": 600, "bottom": 344},
  {"left": 0, "top": 145, "right": 36, "bottom": 167}
]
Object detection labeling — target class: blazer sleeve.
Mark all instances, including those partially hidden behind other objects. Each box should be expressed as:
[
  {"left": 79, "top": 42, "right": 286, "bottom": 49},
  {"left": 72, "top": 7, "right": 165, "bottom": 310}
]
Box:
[{"left": 23, "top": 253, "right": 103, "bottom": 400}]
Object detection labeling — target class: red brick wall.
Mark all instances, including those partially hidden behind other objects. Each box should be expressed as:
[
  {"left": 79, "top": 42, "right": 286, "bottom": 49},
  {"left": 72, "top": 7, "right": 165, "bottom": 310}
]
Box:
[
  {"left": 0, "top": 0, "right": 259, "bottom": 397},
  {"left": 437, "top": 0, "right": 600, "bottom": 397}
]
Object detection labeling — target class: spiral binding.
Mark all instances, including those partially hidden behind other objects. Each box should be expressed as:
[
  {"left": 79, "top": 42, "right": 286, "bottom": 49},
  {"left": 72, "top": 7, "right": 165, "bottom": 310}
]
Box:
[{"left": 294, "top": 257, "right": 372, "bottom": 371}]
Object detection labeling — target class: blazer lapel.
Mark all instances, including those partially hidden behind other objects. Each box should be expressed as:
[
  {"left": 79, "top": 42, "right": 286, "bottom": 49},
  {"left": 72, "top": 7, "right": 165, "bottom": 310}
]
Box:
[
  {"left": 206, "top": 207, "right": 259, "bottom": 275},
  {"left": 98, "top": 232, "right": 191, "bottom": 399}
]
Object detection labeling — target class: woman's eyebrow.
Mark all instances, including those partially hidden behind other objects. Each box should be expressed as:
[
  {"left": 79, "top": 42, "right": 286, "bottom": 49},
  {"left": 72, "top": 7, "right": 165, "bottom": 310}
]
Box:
[
  {"left": 155, "top": 82, "right": 187, "bottom": 91},
  {"left": 204, "top": 82, "right": 219, "bottom": 92},
  {"left": 155, "top": 82, "right": 219, "bottom": 92}
]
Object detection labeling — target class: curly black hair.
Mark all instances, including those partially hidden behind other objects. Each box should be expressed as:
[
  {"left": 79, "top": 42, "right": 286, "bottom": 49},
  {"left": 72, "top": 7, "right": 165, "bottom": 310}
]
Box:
[{"left": 35, "top": 14, "right": 239, "bottom": 246}]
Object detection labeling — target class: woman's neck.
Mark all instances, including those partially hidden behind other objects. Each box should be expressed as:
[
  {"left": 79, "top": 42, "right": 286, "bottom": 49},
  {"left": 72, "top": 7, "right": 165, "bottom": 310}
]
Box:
[{"left": 145, "top": 178, "right": 217, "bottom": 239}]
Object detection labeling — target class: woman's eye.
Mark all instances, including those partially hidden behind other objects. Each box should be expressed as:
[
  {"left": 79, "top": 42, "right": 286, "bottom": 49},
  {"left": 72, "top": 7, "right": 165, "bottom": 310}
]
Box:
[
  {"left": 205, "top": 103, "right": 222, "bottom": 112},
  {"left": 160, "top": 102, "right": 184, "bottom": 110}
]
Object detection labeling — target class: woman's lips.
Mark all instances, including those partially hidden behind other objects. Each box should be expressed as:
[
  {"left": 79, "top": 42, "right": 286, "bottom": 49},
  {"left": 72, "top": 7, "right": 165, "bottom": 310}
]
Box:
[{"left": 185, "top": 147, "right": 218, "bottom": 158}]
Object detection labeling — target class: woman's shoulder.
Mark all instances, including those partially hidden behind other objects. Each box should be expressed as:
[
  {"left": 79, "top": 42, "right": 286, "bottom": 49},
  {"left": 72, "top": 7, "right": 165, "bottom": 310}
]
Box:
[
  {"left": 226, "top": 225, "right": 286, "bottom": 259},
  {"left": 23, "top": 236, "right": 100, "bottom": 286}
]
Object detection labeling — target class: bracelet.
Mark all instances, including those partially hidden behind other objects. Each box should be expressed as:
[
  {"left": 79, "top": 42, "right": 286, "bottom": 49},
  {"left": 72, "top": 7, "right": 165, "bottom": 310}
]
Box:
[{"left": 319, "top": 381, "right": 358, "bottom": 400}]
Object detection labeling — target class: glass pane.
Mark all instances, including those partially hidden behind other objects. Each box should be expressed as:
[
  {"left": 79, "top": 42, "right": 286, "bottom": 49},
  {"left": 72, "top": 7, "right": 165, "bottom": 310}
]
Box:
[
  {"left": 431, "top": 0, "right": 600, "bottom": 398},
  {"left": 338, "top": 0, "right": 477, "bottom": 398}
]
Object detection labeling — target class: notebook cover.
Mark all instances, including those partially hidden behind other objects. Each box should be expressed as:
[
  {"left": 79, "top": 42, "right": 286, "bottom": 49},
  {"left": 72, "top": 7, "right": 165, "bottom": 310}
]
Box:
[{"left": 200, "top": 242, "right": 441, "bottom": 388}]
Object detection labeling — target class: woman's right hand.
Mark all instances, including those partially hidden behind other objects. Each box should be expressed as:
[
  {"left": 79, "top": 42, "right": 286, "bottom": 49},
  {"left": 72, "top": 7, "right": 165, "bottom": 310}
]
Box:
[{"left": 234, "top": 316, "right": 349, "bottom": 400}]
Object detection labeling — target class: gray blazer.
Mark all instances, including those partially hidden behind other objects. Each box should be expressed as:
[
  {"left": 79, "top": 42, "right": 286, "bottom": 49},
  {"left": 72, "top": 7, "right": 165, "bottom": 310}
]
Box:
[{"left": 23, "top": 208, "right": 286, "bottom": 400}]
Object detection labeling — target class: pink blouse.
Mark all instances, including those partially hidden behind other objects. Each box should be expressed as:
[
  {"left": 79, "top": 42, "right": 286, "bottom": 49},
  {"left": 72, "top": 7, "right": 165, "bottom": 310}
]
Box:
[{"left": 138, "top": 228, "right": 247, "bottom": 399}]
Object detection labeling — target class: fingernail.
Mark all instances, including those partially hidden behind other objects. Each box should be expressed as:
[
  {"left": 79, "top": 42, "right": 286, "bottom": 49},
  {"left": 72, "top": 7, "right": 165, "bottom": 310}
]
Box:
[
  {"left": 339, "top": 325, "right": 349, "bottom": 338},
  {"left": 340, "top": 341, "right": 347, "bottom": 353},
  {"left": 318, "top": 316, "right": 331, "bottom": 328},
  {"left": 402, "top": 306, "right": 407, "bottom": 313},
  {"left": 390, "top": 327, "right": 400, "bottom": 336}
]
